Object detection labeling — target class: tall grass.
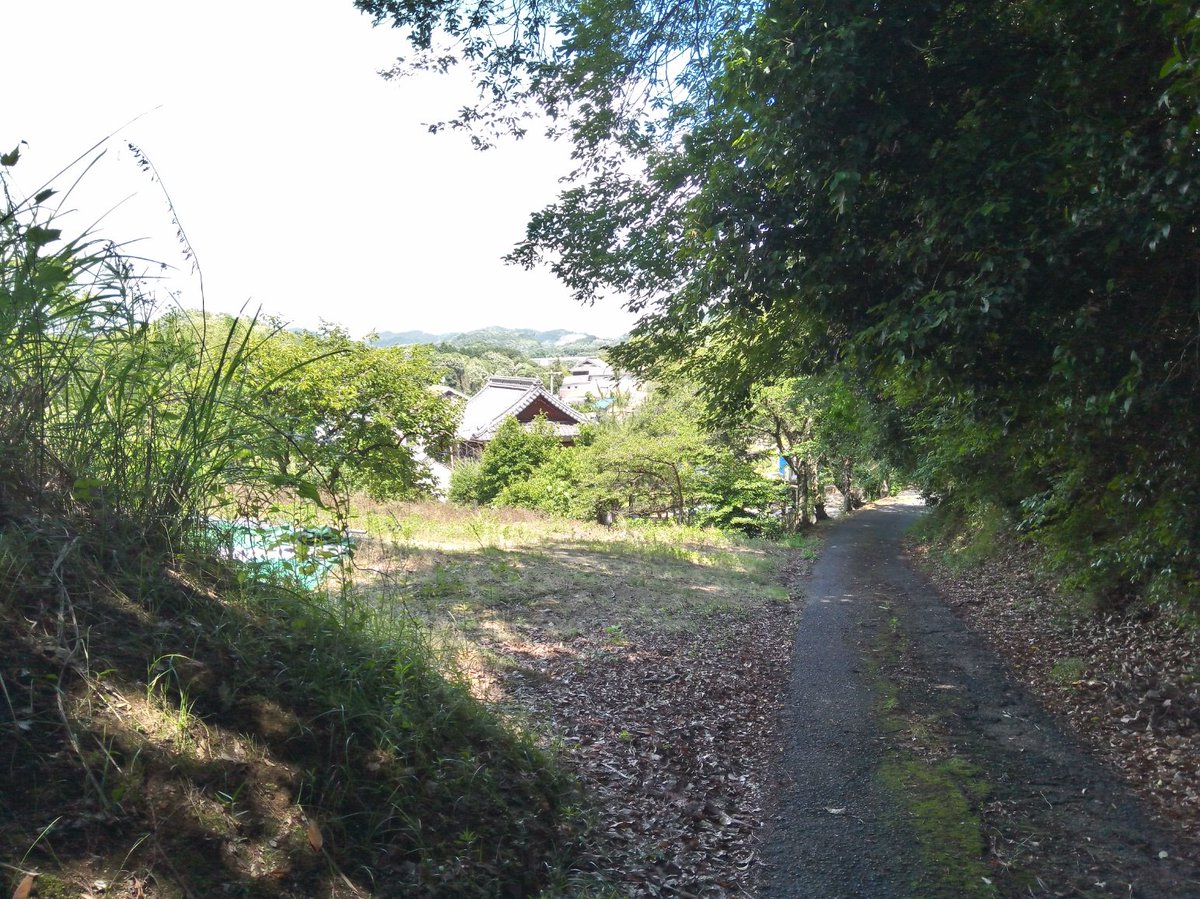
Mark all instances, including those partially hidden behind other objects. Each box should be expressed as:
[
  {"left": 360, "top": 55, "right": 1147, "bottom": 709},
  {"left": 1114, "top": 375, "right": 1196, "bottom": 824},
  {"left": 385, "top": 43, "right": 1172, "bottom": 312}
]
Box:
[
  {"left": 57, "top": 307, "right": 277, "bottom": 545},
  {"left": 0, "top": 157, "right": 123, "bottom": 508},
  {"left": 0, "top": 152, "right": 583, "bottom": 894},
  {"left": 0, "top": 153, "right": 272, "bottom": 551}
]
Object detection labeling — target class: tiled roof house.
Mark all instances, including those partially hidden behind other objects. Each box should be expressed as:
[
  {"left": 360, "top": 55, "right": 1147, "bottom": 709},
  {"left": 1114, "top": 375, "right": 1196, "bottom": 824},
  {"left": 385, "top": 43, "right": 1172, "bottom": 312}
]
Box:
[{"left": 454, "top": 376, "right": 587, "bottom": 460}]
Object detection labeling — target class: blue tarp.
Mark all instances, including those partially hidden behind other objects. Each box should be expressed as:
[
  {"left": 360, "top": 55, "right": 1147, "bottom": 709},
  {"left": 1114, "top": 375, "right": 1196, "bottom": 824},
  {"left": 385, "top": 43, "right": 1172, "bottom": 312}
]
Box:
[{"left": 210, "top": 520, "right": 353, "bottom": 590}]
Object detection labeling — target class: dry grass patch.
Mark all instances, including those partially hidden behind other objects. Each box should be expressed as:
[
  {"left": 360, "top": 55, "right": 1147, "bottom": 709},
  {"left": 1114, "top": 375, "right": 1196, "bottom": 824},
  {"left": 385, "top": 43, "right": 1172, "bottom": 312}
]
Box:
[
  {"left": 333, "top": 500, "right": 815, "bottom": 894},
  {"left": 343, "top": 501, "right": 793, "bottom": 667}
]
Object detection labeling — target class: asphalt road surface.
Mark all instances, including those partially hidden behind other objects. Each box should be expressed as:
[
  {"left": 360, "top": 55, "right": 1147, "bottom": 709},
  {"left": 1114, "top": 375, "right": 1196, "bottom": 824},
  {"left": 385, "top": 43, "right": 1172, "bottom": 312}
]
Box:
[{"left": 760, "top": 495, "right": 1200, "bottom": 898}]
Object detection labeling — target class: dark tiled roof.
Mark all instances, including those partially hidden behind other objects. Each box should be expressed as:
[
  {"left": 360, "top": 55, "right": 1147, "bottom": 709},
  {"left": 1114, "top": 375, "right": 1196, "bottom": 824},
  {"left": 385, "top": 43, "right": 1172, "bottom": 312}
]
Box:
[{"left": 455, "top": 376, "right": 586, "bottom": 442}]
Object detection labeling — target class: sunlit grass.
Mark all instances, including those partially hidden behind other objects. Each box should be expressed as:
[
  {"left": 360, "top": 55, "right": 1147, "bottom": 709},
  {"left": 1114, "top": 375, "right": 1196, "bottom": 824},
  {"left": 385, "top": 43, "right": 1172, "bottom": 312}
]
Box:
[{"left": 341, "top": 499, "right": 809, "bottom": 676}]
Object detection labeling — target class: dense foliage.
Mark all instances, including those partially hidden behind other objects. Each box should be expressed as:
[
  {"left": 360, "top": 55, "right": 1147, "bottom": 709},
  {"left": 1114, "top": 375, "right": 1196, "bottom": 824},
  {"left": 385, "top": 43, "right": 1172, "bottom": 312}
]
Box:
[
  {"left": 464, "top": 414, "right": 564, "bottom": 503},
  {"left": 658, "top": 0, "right": 1200, "bottom": 607},
  {"left": 447, "top": 381, "right": 880, "bottom": 535},
  {"left": 362, "top": 0, "right": 1200, "bottom": 609},
  {"left": 0, "top": 172, "right": 263, "bottom": 546},
  {"left": 0, "top": 150, "right": 456, "bottom": 540},
  {"left": 248, "top": 324, "right": 456, "bottom": 502},
  {"left": 426, "top": 341, "right": 555, "bottom": 395}
]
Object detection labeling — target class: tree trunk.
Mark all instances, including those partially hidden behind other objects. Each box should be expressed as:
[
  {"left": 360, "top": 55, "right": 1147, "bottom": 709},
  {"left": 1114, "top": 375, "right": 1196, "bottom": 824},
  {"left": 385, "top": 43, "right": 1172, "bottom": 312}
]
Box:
[
  {"left": 783, "top": 477, "right": 798, "bottom": 532},
  {"left": 799, "top": 459, "right": 811, "bottom": 527},
  {"left": 842, "top": 457, "right": 853, "bottom": 516},
  {"left": 783, "top": 455, "right": 805, "bottom": 530},
  {"left": 670, "top": 463, "right": 685, "bottom": 522},
  {"left": 810, "top": 462, "right": 823, "bottom": 520}
]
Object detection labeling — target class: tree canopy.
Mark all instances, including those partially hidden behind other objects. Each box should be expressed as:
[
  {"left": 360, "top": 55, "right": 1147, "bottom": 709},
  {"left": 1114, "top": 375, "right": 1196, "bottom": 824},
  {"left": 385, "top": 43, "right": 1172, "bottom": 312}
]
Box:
[
  {"left": 360, "top": 0, "right": 1200, "bottom": 606},
  {"left": 247, "top": 324, "right": 457, "bottom": 502}
]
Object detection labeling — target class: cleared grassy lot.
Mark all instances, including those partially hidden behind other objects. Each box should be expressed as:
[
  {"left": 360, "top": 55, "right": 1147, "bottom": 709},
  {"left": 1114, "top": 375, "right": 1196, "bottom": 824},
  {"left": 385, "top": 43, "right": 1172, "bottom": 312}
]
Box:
[
  {"left": 342, "top": 501, "right": 799, "bottom": 681},
  {"left": 337, "top": 501, "right": 813, "bottom": 894}
]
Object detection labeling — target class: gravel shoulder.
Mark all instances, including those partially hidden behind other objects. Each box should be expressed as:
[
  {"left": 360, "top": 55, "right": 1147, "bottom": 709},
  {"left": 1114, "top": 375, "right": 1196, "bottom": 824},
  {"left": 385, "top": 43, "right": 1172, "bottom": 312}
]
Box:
[{"left": 763, "top": 495, "right": 1200, "bottom": 897}]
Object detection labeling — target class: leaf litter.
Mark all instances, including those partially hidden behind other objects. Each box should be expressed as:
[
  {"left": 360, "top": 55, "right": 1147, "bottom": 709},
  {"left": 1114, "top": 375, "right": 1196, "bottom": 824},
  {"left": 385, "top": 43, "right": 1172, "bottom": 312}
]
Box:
[
  {"left": 348, "top": 506, "right": 820, "bottom": 893},
  {"left": 359, "top": 514, "right": 817, "bottom": 896},
  {"left": 498, "top": 598, "right": 801, "bottom": 896},
  {"left": 911, "top": 538, "right": 1200, "bottom": 859}
]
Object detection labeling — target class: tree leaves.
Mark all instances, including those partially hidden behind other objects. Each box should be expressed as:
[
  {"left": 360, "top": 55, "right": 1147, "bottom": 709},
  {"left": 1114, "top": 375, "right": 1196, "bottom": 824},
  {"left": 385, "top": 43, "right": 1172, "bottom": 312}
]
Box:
[{"left": 247, "top": 325, "right": 457, "bottom": 502}]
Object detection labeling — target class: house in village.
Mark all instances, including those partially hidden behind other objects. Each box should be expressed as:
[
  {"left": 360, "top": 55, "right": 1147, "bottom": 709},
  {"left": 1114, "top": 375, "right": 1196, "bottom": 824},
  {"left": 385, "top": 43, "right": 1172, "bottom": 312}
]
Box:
[
  {"left": 454, "top": 376, "right": 587, "bottom": 461},
  {"left": 428, "top": 383, "right": 468, "bottom": 403},
  {"left": 557, "top": 358, "right": 612, "bottom": 405},
  {"left": 416, "top": 384, "right": 468, "bottom": 495},
  {"left": 557, "top": 358, "right": 647, "bottom": 411}
]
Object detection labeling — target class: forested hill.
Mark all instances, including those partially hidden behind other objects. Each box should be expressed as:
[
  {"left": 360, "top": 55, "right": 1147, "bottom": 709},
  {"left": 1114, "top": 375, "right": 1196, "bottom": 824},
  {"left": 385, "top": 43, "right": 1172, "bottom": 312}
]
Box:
[{"left": 371, "top": 326, "right": 617, "bottom": 356}]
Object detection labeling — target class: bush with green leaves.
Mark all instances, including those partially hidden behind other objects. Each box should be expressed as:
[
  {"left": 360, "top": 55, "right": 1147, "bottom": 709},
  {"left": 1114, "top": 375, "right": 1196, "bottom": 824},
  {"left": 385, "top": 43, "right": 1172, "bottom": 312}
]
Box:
[
  {"left": 495, "top": 445, "right": 593, "bottom": 517},
  {"left": 578, "top": 383, "right": 716, "bottom": 521},
  {"left": 471, "top": 415, "right": 562, "bottom": 505},
  {"left": 448, "top": 458, "right": 485, "bottom": 504},
  {"left": 692, "top": 457, "right": 790, "bottom": 536},
  {"left": 246, "top": 324, "right": 456, "bottom": 505}
]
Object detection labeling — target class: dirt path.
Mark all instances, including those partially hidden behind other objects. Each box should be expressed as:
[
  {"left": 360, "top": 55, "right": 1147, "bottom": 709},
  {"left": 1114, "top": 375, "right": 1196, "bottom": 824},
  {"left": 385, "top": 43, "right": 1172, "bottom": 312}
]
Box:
[{"left": 761, "top": 495, "right": 1200, "bottom": 897}]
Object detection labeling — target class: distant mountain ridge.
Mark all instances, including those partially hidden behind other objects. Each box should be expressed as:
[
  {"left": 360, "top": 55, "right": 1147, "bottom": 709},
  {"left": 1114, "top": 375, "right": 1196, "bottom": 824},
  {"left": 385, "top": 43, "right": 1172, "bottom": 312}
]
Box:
[{"left": 371, "top": 326, "right": 619, "bottom": 355}]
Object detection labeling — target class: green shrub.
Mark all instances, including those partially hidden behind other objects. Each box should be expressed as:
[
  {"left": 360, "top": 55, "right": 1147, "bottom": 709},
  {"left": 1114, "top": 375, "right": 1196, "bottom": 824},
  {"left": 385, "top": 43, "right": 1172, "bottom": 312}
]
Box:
[
  {"left": 693, "top": 458, "right": 789, "bottom": 535},
  {"left": 474, "top": 416, "right": 561, "bottom": 504},
  {"left": 495, "top": 447, "right": 591, "bottom": 517},
  {"left": 449, "top": 458, "right": 485, "bottom": 504},
  {"left": 913, "top": 500, "right": 1013, "bottom": 572}
]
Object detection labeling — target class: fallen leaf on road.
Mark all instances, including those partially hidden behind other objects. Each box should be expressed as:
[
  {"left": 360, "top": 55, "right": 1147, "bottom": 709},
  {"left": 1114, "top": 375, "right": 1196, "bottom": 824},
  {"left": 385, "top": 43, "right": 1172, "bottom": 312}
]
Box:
[{"left": 306, "top": 820, "right": 324, "bottom": 852}]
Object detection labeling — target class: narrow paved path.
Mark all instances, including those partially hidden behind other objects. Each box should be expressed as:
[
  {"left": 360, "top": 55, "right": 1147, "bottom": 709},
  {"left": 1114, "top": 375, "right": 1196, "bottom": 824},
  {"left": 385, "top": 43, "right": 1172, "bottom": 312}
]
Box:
[{"left": 761, "top": 495, "right": 1200, "bottom": 897}]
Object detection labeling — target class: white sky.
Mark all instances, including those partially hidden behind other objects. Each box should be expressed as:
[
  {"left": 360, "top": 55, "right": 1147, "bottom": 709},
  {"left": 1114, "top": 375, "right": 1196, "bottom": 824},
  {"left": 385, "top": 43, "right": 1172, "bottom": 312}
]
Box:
[{"left": 3, "top": 0, "right": 638, "bottom": 338}]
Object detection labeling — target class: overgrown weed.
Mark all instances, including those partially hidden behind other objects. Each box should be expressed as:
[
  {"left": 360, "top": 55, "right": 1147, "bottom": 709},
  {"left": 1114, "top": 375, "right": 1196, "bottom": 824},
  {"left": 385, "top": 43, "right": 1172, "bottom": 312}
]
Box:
[
  {"left": 1, "top": 521, "right": 583, "bottom": 894},
  {"left": 912, "top": 502, "right": 1013, "bottom": 572},
  {"left": 349, "top": 500, "right": 797, "bottom": 648},
  {"left": 0, "top": 152, "right": 584, "bottom": 895}
]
